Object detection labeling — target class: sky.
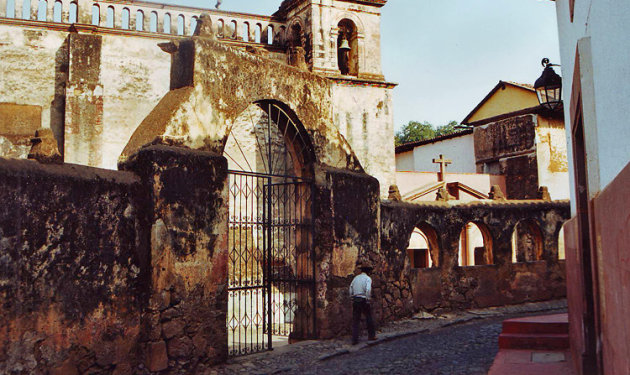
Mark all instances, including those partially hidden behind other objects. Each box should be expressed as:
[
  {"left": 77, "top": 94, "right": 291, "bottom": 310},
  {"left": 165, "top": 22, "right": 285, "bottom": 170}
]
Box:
[{"left": 157, "top": 0, "right": 561, "bottom": 132}]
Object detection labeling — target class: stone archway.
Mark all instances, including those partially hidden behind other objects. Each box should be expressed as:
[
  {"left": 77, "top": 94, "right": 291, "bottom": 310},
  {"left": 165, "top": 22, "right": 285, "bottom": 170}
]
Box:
[
  {"left": 118, "top": 17, "right": 362, "bottom": 174},
  {"left": 225, "top": 100, "right": 317, "bottom": 356}
]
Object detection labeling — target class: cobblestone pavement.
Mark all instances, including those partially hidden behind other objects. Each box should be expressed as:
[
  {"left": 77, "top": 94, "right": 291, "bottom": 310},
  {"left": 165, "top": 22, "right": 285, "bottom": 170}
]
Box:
[{"left": 207, "top": 300, "right": 567, "bottom": 375}]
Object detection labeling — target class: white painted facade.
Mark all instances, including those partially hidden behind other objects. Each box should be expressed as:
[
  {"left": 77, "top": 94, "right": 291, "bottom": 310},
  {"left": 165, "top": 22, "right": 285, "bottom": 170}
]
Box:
[
  {"left": 395, "top": 133, "right": 476, "bottom": 173},
  {"left": 333, "top": 83, "right": 395, "bottom": 196},
  {"left": 535, "top": 116, "right": 570, "bottom": 200},
  {"left": 555, "top": 0, "right": 630, "bottom": 212}
]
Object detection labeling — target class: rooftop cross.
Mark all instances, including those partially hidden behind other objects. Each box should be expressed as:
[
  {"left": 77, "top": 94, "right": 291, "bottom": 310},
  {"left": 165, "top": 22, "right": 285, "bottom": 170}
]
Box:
[{"left": 432, "top": 154, "right": 452, "bottom": 182}]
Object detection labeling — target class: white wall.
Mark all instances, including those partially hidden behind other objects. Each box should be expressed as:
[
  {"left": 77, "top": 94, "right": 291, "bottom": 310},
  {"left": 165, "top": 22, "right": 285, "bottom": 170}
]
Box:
[
  {"left": 333, "top": 83, "right": 396, "bottom": 196},
  {"left": 555, "top": 0, "right": 630, "bottom": 212},
  {"left": 395, "top": 150, "right": 414, "bottom": 171},
  {"left": 535, "top": 117, "right": 570, "bottom": 200},
  {"left": 406, "top": 133, "right": 476, "bottom": 174}
]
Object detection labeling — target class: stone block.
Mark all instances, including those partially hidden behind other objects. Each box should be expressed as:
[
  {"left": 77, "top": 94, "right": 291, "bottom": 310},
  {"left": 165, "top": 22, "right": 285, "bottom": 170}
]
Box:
[
  {"left": 50, "top": 360, "right": 79, "bottom": 375},
  {"left": 162, "top": 319, "right": 185, "bottom": 339},
  {"left": 146, "top": 341, "right": 168, "bottom": 372},
  {"left": 167, "top": 336, "right": 193, "bottom": 358}
]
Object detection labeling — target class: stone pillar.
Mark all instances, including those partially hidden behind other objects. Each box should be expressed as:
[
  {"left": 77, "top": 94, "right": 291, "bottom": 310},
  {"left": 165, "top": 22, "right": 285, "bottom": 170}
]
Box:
[
  {"left": 121, "top": 144, "right": 229, "bottom": 372},
  {"left": 64, "top": 33, "right": 104, "bottom": 166},
  {"left": 314, "top": 168, "right": 380, "bottom": 339}
]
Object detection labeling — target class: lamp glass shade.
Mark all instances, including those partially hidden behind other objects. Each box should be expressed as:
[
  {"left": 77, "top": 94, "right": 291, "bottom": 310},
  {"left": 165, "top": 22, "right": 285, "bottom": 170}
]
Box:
[
  {"left": 536, "top": 85, "right": 562, "bottom": 110},
  {"left": 534, "top": 65, "right": 563, "bottom": 110}
]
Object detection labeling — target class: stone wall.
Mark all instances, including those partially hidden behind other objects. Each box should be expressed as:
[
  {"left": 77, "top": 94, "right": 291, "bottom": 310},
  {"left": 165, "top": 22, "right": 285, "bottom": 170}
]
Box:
[
  {"left": 379, "top": 199, "right": 570, "bottom": 320},
  {"left": 313, "top": 168, "right": 381, "bottom": 338},
  {"left": 0, "top": 157, "right": 149, "bottom": 374},
  {"left": 121, "top": 145, "right": 229, "bottom": 374},
  {"left": 0, "top": 144, "right": 229, "bottom": 374}
]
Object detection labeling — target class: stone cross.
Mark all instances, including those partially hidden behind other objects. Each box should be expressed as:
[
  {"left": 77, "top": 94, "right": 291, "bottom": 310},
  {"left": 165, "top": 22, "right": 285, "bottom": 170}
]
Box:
[{"left": 432, "top": 154, "right": 452, "bottom": 182}]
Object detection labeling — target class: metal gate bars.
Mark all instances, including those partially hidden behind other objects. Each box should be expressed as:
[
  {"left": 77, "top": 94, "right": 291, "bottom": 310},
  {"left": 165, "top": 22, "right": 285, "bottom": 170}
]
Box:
[{"left": 227, "top": 170, "right": 316, "bottom": 357}]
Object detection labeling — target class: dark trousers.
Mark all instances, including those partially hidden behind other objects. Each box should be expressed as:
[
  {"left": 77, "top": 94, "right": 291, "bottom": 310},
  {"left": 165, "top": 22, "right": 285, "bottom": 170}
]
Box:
[{"left": 352, "top": 297, "right": 375, "bottom": 343}]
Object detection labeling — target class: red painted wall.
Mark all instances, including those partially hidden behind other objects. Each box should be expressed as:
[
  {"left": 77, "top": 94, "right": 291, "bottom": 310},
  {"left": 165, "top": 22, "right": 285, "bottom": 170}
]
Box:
[
  {"left": 564, "top": 216, "right": 585, "bottom": 375},
  {"left": 593, "top": 161, "right": 630, "bottom": 375}
]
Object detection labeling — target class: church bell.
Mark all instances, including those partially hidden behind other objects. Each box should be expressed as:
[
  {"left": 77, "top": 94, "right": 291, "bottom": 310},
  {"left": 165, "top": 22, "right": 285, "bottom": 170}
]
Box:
[{"left": 339, "top": 38, "right": 351, "bottom": 51}]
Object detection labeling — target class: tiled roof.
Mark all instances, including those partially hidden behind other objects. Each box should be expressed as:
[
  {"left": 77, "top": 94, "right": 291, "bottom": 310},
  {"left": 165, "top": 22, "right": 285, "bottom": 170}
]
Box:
[
  {"left": 505, "top": 81, "right": 535, "bottom": 91},
  {"left": 394, "top": 129, "right": 473, "bottom": 154}
]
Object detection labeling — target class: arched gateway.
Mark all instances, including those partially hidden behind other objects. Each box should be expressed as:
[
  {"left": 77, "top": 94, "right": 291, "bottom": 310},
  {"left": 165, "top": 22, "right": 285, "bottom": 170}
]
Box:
[{"left": 225, "top": 100, "right": 316, "bottom": 356}]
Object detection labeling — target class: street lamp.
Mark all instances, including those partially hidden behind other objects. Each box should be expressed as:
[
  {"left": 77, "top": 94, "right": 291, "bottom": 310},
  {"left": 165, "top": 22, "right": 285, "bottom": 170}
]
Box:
[{"left": 534, "top": 58, "right": 563, "bottom": 111}]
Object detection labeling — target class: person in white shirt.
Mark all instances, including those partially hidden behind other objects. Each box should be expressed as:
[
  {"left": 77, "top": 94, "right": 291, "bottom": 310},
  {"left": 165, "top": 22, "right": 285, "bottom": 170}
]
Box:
[{"left": 349, "top": 260, "right": 376, "bottom": 344}]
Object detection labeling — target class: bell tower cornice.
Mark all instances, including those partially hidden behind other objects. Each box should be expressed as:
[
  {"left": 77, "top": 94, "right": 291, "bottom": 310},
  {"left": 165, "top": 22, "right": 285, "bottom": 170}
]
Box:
[{"left": 275, "top": 0, "right": 387, "bottom": 19}]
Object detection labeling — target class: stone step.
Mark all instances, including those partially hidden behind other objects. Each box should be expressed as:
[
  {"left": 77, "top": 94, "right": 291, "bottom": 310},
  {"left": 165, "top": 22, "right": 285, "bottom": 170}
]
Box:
[
  {"left": 502, "top": 313, "right": 569, "bottom": 335},
  {"left": 498, "top": 333, "right": 569, "bottom": 350}
]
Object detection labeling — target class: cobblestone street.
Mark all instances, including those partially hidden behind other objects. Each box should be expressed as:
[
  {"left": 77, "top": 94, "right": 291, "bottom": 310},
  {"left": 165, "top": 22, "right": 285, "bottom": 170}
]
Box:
[{"left": 208, "top": 300, "right": 566, "bottom": 375}]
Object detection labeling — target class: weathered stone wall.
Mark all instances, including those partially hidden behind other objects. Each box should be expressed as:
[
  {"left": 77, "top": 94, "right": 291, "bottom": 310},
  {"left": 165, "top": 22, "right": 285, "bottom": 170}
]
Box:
[
  {"left": 474, "top": 114, "right": 539, "bottom": 199},
  {"left": 121, "top": 145, "right": 229, "bottom": 373},
  {"left": 120, "top": 30, "right": 363, "bottom": 175},
  {"left": 313, "top": 168, "right": 381, "bottom": 338},
  {"left": 380, "top": 199, "right": 570, "bottom": 319},
  {"left": 0, "top": 144, "right": 229, "bottom": 374},
  {"left": 0, "top": 157, "right": 149, "bottom": 374},
  {"left": 65, "top": 32, "right": 171, "bottom": 169}
]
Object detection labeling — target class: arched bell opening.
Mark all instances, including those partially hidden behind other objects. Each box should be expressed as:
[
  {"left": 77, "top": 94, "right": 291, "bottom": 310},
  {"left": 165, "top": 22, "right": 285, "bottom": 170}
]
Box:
[{"left": 337, "top": 18, "right": 359, "bottom": 76}]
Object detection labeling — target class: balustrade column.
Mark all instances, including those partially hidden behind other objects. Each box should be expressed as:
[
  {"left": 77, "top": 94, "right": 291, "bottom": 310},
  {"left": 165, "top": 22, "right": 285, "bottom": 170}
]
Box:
[
  {"left": 235, "top": 22, "right": 242, "bottom": 40},
  {"left": 128, "top": 7, "right": 135, "bottom": 30},
  {"left": 99, "top": 5, "right": 106, "bottom": 27},
  {"left": 30, "top": 0, "right": 38, "bottom": 20},
  {"left": 114, "top": 5, "right": 122, "bottom": 29},
  {"left": 143, "top": 11, "right": 149, "bottom": 32},
  {"left": 248, "top": 26, "right": 255, "bottom": 43},
  {"left": 46, "top": 0, "right": 54, "bottom": 22},
  {"left": 169, "top": 14, "right": 176, "bottom": 35},
  {"left": 60, "top": 0, "right": 68, "bottom": 23},
  {"left": 0, "top": 0, "right": 7, "bottom": 18},
  {"left": 77, "top": 0, "right": 91, "bottom": 23},
  {"left": 14, "top": 0, "right": 23, "bottom": 19}
]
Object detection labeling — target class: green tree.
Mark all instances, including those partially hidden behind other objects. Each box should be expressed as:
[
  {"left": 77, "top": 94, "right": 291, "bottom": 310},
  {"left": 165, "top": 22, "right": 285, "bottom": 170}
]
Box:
[
  {"left": 395, "top": 120, "right": 460, "bottom": 146},
  {"left": 435, "top": 121, "right": 459, "bottom": 137}
]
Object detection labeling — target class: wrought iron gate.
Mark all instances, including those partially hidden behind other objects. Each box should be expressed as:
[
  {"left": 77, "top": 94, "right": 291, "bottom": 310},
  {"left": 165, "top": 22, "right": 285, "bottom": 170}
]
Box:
[{"left": 226, "top": 102, "right": 316, "bottom": 357}]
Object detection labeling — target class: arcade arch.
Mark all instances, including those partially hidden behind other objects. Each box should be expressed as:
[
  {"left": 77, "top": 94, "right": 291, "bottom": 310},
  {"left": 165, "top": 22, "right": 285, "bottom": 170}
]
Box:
[
  {"left": 458, "top": 222, "right": 493, "bottom": 266},
  {"left": 406, "top": 223, "right": 439, "bottom": 269},
  {"left": 511, "top": 220, "right": 544, "bottom": 262}
]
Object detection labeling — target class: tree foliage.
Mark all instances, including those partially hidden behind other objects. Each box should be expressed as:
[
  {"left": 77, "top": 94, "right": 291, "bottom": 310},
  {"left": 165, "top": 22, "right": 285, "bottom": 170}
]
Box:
[{"left": 395, "top": 120, "right": 461, "bottom": 146}]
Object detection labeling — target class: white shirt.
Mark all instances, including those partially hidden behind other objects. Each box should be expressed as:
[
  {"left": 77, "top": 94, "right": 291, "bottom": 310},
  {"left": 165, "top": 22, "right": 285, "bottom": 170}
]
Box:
[{"left": 349, "top": 272, "right": 372, "bottom": 300}]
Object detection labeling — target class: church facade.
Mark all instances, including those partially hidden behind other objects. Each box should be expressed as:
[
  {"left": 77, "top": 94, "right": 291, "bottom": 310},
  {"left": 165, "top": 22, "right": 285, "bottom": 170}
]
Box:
[{"left": 0, "top": 0, "right": 396, "bottom": 195}]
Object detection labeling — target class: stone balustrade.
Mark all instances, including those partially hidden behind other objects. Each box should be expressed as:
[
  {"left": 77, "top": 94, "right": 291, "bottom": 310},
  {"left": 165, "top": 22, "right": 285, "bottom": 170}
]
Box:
[{"left": 0, "top": 0, "right": 287, "bottom": 45}]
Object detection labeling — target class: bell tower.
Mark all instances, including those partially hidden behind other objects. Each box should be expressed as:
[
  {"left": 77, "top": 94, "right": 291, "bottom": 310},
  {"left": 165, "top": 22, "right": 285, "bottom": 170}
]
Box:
[
  {"left": 275, "top": 0, "right": 395, "bottom": 197},
  {"left": 275, "top": 0, "right": 387, "bottom": 81}
]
